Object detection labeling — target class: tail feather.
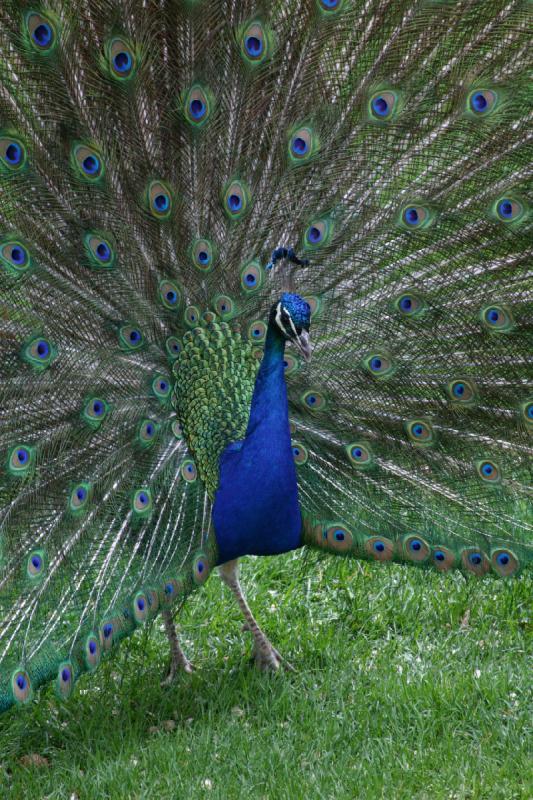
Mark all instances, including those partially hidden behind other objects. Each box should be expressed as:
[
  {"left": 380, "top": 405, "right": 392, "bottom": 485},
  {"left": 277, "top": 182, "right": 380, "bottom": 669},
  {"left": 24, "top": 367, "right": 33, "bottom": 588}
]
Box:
[{"left": 0, "top": 0, "right": 531, "bottom": 712}]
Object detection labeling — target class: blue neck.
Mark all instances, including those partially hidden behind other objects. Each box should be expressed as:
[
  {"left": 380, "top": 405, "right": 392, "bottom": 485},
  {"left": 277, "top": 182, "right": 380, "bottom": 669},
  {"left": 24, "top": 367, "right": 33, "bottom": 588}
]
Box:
[
  {"left": 212, "top": 322, "right": 302, "bottom": 564},
  {"left": 245, "top": 324, "right": 288, "bottom": 441}
]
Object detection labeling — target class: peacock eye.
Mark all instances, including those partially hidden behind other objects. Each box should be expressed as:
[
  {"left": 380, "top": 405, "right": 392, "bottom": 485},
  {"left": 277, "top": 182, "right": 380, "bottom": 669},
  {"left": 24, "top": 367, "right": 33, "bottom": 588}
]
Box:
[
  {"left": 467, "top": 89, "right": 497, "bottom": 116},
  {"left": 248, "top": 320, "right": 267, "bottom": 342},
  {"left": 147, "top": 181, "right": 173, "bottom": 219},
  {"left": 318, "top": 0, "right": 343, "bottom": 11},
  {"left": 480, "top": 304, "right": 514, "bottom": 332},
  {"left": 223, "top": 179, "right": 251, "bottom": 220},
  {"left": 494, "top": 196, "right": 524, "bottom": 223},
  {"left": 1, "top": 240, "right": 32, "bottom": 276},
  {"left": 184, "top": 84, "right": 213, "bottom": 127},
  {"left": 240, "top": 261, "right": 263, "bottom": 292},
  {"left": 400, "top": 204, "right": 433, "bottom": 229},
  {"left": 26, "top": 12, "right": 57, "bottom": 52},
  {"left": 369, "top": 90, "right": 398, "bottom": 121},
  {"left": 405, "top": 419, "right": 435, "bottom": 445},
  {"left": 108, "top": 38, "right": 136, "bottom": 80},
  {"left": 192, "top": 238, "right": 215, "bottom": 271},
  {"left": 0, "top": 136, "right": 27, "bottom": 172},
  {"left": 239, "top": 21, "right": 272, "bottom": 65}
]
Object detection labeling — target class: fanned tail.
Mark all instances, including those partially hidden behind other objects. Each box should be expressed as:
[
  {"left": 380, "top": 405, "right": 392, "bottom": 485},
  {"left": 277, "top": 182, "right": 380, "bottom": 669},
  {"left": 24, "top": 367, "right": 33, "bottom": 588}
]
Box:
[{"left": 0, "top": 0, "right": 531, "bottom": 712}]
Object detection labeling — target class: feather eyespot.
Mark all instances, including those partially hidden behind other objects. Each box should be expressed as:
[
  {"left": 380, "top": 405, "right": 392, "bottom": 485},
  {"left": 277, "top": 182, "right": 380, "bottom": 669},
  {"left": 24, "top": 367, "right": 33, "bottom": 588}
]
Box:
[
  {"left": 292, "top": 442, "right": 308, "bottom": 465},
  {"left": 213, "top": 295, "right": 235, "bottom": 318},
  {"left": 138, "top": 419, "right": 159, "bottom": 447},
  {"left": 12, "top": 669, "right": 32, "bottom": 704},
  {"left": 519, "top": 399, "right": 533, "bottom": 429},
  {"left": 240, "top": 261, "right": 263, "bottom": 292},
  {"left": 184, "top": 84, "right": 213, "bottom": 127},
  {"left": 446, "top": 379, "right": 477, "bottom": 406},
  {"left": 400, "top": 204, "right": 433, "bottom": 229},
  {"left": 84, "top": 634, "right": 101, "bottom": 671},
  {"left": 72, "top": 144, "right": 104, "bottom": 182},
  {"left": 288, "top": 126, "right": 319, "bottom": 165},
  {"left": 369, "top": 90, "right": 397, "bottom": 120},
  {"left": 193, "top": 553, "right": 210, "bottom": 584},
  {"left": 165, "top": 336, "right": 181, "bottom": 360},
  {"left": 494, "top": 196, "right": 524, "bottom": 223},
  {"left": 405, "top": 419, "right": 435, "bottom": 446},
  {"left": 480, "top": 305, "right": 514, "bottom": 332},
  {"left": 159, "top": 280, "right": 181, "bottom": 310},
  {"left": 223, "top": 179, "right": 251, "bottom": 220},
  {"left": 317, "top": 0, "right": 343, "bottom": 12},
  {"left": 0, "top": 136, "right": 27, "bottom": 172},
  {"left": 152, "top": 375, "right": 171, "bottom": 400},
  {"left": 56, "top": 662, "right": 74, "bottom": 700},
  {"left": 303, "top": 219, "right": 332, "bottom": 249},
  {"left": 133, "top": 591, "right": 150, "bottom": 624},
  {"left": 467, "top": 89, "right": 497, "bottom": 116},
  {"left": 69, "top": 482, "right": 92, "bottom": 513},
  {"left": 84, "top": 233, "right": 116, "bottom": 269},
  {"left": 181, "top": 460, "right": 197, "bottom": 482},
  {"left": 119, "top": 324, "right": 144, "bottom": 351},
  {"left": 394, "top": 291, "right": 425, "bottom": 317},
  {"left": 461, "top": 548, "right": 490, "bottom": 576},
  {"left": 191, "top": 238, "right": 215, "bottom": 271},
  {"left": 108, "top": 38, "right": 136, "bottom": 79},
  {"left": 21, "top": 336, "right": 55, "bottom": 370},
  {"left": 283, "top": 354, "right": 299, "bottom": 376},
  {"left": 403, "top": 535, "right": 430, "bottom": 562},
  {"left": 491, "top": 549, "right": 519, "bottom": 578},
  {"left": 346, "top": 442, "right": 374, "bottom": 469},
  {"left": 132, "top": 488, "right": 152, "bottom": 515},
  {"left": 26, "top": 549, "right": 45, "bottom": 579},
  {"left": 326, "top": 525, "right": 353, "bottom": 552},
  {"left": 248, "top": 320, "right": 266, "bottom": 342},
  {"left": 82, "top": 396, "right": 109, "bottom": 428},
  {"left": 7, "top": 444, "right": 35, "bottom": 476},
  {"left": 432, "top": 547, "right": 456, "bottom": 571},
  {"left": 476, "top": 459, "right": 501, "bottom": 484},
  {"left": 100, "top": 619, "right": 118, "bottom": 650},
  {"left": 364, "top": 536, "right": 394, "bottom": 561},
  {"left": 184, "top": 305, "right": 201, "bottom": 326},
  {"left": 363, "top": 352, "right": 394, "bottom": 379},
  {"left": 239, "top": 21, "right": 272, "bottom": 65},
  {"left": 301, "top": 390, "right": 327, "bottom": 411},
  {"left": 26, "top": 12, "right": 57, "bottom": 52},
  {"left": 146, "top": 180, "right": 172, "bottom": 219},
  {"left": 1, "top": 240, "right": 31, "bottom": 276}
]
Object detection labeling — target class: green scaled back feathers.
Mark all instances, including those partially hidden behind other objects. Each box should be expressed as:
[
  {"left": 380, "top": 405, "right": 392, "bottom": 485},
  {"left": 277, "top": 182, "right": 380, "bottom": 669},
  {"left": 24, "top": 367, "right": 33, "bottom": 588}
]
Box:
[{"left": 0, "top": 0, "right": 532, "bottom": 712}]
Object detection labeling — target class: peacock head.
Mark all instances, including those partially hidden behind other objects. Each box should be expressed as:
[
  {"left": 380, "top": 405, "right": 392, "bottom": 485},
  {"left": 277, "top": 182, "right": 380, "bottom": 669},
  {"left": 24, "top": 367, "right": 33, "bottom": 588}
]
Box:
[{"left": 270, "top": 292, "right": 312, "bottom": 361}]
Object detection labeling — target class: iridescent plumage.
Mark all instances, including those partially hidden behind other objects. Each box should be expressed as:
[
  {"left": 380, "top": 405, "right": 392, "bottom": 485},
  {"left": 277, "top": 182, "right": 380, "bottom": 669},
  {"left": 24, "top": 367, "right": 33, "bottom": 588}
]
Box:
[{"left": 0, "top": 0, "right": 531, "bottom": 711}]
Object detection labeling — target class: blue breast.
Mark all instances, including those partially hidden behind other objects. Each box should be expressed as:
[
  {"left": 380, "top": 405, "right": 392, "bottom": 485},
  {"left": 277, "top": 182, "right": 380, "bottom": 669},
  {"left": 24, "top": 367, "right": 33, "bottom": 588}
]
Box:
[{"left": 212, "top": 325, "right": 303, "bottom": 564}]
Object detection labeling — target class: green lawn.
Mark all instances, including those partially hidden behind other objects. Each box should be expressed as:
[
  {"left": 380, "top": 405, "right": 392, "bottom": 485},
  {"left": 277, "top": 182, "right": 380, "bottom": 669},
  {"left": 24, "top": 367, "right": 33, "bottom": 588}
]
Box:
[{"left": 0, "top": 552, "right": 531, "bottom": 800}]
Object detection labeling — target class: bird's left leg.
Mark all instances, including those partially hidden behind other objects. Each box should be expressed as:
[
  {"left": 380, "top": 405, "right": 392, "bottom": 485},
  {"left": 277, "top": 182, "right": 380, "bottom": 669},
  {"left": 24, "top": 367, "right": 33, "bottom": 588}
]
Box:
[
  {"left": 160, "top": 608, "right": 194, "bottom": 687},
  {"left": 219, "top": 558, "right": 293, "bottom": 672}
]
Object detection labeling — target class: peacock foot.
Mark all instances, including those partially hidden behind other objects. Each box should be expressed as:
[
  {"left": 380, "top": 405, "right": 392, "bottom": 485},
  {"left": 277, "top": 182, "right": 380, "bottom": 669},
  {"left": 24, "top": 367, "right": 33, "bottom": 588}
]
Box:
[
  {"left": 242, "top": 622, "right": 294, "bottom": 673},
  {"left": 160, "top": 654, "right": 194, "bottom": 687}
]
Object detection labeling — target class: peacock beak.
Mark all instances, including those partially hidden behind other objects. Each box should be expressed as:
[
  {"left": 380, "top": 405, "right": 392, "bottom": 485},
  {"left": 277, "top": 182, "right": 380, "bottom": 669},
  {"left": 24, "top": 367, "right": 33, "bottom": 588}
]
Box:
[{"left": 295, "top": 329, "right": 312, "bottom": 361}]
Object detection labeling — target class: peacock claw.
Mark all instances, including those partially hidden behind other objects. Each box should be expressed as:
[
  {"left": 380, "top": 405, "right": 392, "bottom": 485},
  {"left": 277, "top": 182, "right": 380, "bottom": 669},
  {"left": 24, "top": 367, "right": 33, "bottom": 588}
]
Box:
[
  {"left": 242, "top": 622, "right": 294, "bottom": 673},
  {"left": 160, "top": 657, "right": 194, "bottom": 688}
]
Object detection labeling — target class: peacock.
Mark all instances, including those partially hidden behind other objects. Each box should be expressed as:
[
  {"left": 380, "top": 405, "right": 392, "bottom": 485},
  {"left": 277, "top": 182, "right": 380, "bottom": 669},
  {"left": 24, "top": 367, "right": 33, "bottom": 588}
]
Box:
[{"left": 0, "top": 0, "right": 531, "bottom": 712}]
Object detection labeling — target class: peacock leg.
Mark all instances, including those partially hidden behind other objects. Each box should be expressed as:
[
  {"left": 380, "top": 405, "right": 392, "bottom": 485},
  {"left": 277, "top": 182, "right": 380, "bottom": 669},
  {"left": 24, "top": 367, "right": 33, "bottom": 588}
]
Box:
[
  {"left": 219, "top": 559, "right": 293, "bottom": 672},
  {"left": 160, "top": 608, "right": 194, "bottom": 687}
]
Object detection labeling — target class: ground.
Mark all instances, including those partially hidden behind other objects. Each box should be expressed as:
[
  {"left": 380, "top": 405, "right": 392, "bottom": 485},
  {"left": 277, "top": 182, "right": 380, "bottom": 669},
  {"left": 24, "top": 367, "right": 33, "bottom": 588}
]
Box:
[{"left": 0, "top": 552, "right": 531, "bottom": 800}]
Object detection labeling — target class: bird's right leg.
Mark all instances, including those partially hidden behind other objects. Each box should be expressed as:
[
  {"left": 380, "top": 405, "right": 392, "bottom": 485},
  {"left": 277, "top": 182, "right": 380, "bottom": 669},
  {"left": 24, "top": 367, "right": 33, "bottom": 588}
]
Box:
[
  {"left": 160, "top": 608, "right": 193, "bottom": 687},
  {"left": 219, "top": 558, "right": 293, "bottom": 672}
]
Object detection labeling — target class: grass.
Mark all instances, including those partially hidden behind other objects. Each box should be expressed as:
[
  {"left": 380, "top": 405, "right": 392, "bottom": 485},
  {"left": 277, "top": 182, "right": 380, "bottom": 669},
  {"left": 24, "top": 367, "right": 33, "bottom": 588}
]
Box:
[{"left": 0, "top": 552, "right": 531, "bottom": 800}]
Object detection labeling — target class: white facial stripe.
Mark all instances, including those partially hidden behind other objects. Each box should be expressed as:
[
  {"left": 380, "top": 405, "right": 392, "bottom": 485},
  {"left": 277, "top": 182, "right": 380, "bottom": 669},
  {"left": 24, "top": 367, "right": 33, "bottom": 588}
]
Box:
[{"left": 276, "top": 303, "right": 299, "bottom": 339}]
